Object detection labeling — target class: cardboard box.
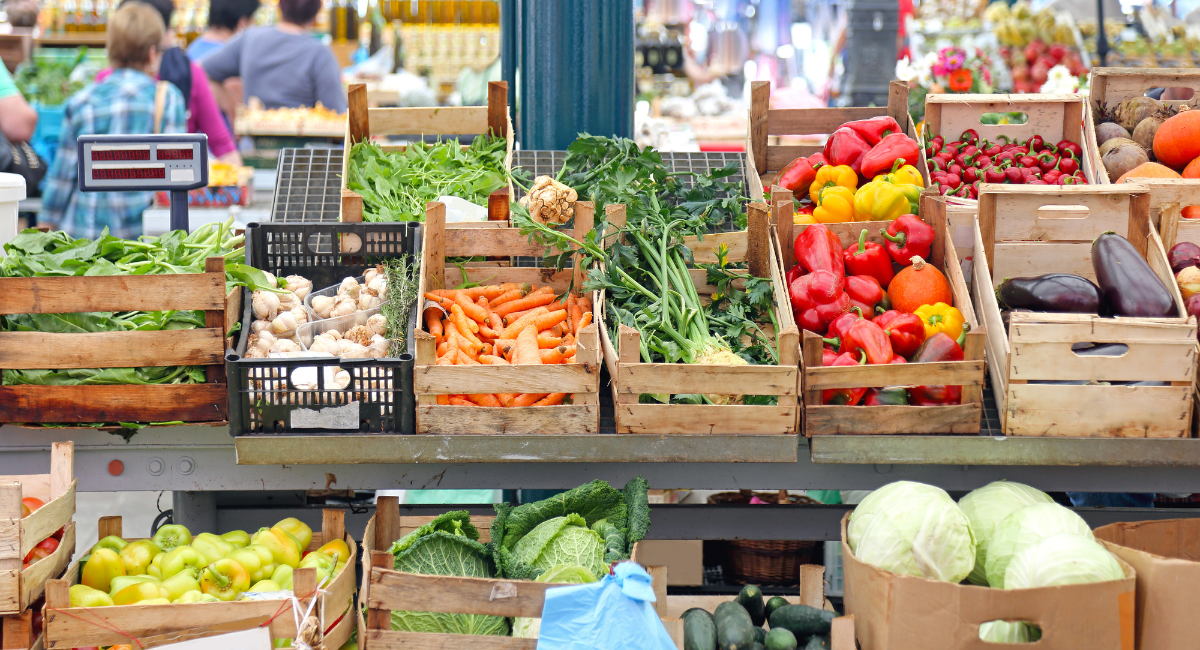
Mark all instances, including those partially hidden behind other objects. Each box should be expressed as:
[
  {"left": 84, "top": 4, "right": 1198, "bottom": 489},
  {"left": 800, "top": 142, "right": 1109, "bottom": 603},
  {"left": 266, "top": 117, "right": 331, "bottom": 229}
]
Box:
[
  {"left": 841, "top": 514, "right": 1136, "bottom": 650},
  {"left": 632, "top": 540, "right": 704, "bottom": 586},
  {"left": 1094, "top": 519, "right": 1200, "bottom": 650}
]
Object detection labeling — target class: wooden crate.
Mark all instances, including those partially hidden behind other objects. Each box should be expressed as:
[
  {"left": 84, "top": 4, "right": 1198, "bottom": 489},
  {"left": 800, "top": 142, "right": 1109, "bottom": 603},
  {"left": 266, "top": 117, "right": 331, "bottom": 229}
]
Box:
[
  {"left": 781, "top": 192, "right": 985, "bottom": 436},
  {"left": 1, "top": 610, "right": 44, "bottom": 650},
  {"left": 972, "top": 184, "right": 1197, "bottom": 437},
  {"left": 747, "top": 80, "right": 919, "bottom": 201},
  {"left": 413, "top": 201, "right": 602, "bottom": 434},
  {"left": 0, "top": 442, "right": 75, "bottom": 617},
  {"left": 0, "top": 258, "right": 237, "bottom": 424},
  {"left": 44, "top": 509, "right": 357, "bottom": 650},
  {"left": 1087, "top": 67, "right": 1200, "bottom": 185},
  {"left": 597, "top": 202, "right": 802, "bottom": 434},
  {"left": 922, "top": 93, "right": 1101, "bottom": 199},
  {"left": 340, "top": 80, "right": 513, "bottom": 224}
]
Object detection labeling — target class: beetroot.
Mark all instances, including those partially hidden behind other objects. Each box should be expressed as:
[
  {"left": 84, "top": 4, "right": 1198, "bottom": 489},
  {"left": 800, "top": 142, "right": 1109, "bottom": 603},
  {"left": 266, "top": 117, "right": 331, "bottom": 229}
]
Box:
[
  {"left": 1187, "top": 294, "right": 1200, "bottom": 341},
  {"left": 1168, "top": 241, "right": 1200, "bottom": 274}
]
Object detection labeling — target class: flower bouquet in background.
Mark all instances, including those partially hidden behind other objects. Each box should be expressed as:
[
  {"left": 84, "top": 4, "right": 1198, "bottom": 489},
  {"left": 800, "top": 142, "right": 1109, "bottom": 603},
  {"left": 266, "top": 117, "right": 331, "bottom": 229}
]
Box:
[{"left": 898, "top": 46, "right": 994, "bottom": 124}]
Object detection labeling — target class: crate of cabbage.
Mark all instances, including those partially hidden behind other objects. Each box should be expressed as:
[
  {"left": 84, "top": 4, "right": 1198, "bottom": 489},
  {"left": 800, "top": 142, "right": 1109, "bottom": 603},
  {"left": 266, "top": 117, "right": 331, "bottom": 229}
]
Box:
[
  {"left": 844, "top": 480, "right": 1135, "bottom": 650},
  {"left": 971, "top": 184, "right": 1197, "bottom": 437},
  {"left": 43, "top": 510, "right": 356, "bottom": 650}
]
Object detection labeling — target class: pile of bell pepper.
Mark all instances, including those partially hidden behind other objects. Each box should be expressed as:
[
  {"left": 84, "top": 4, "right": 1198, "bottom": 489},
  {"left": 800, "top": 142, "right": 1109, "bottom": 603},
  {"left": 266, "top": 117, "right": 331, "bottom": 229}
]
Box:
[
  {"left": 926, "top": 129, "right": 1088, "bottom": 199},
  {"left": 69, "top": 518, "right": 350, "bottom": 608},
  {"left": 787, "top": 219, "right": 970, "bottom": 407},
  {"left": 772, "top": 116, "right": 925, "bottom": 224}
]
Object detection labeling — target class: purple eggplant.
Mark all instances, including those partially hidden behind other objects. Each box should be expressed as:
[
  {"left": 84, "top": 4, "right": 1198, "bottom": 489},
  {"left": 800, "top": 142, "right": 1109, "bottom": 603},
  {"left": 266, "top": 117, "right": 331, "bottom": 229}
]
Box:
[
  {"left": 1092, "top": 232, "right": 1177, "bottom": 317},
  {"left": 997, "top": 274, "right": 1102, "bottom": 313},
  {"left": 1168, "top": 242, "right": 1200, "bottom": 274}
]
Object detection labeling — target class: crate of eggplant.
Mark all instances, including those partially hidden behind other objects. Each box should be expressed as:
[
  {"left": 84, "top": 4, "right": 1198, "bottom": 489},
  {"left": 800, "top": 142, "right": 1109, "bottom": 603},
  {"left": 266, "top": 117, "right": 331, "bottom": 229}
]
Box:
[
  {"left": 226, "top": 222, "right": 422, "bottom": 436},
  {"left": 972, "top": 184, "right": 1197, "bottom": 437}
]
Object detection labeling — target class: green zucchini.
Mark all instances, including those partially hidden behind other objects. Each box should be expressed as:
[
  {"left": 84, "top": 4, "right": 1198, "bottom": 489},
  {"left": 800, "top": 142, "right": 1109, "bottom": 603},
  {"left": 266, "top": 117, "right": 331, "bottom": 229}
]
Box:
[
  {"left": 768, "top": 605, "right": 835, "bottom": 638},
  {"left": 684, "top": 609, "right": 719, "bottom": 650},
  {"left": 715, "top": 601, "right": 753, "bottom": 628},
  {"left": 764, "top": 596, "right": 789, "bottom": 622},
  {"left": 764, "top": 627, "right": 798, "bottom": 650},
  {"left": 752, "top": 644, "right": 766, "bottom": 650},
  {"left": 753, "top": 626, "right": 766, "bottom": 643},
  {"left": 803, "top": 634, "right": 830, "bottom": 650},
  {"left": 717, "top": 621, "right": 756, "bottom": 650},
  {"left": 683, "top": 608, "right": 715, "bottom": 623},
  {"left": 738, "top": 585, "right": 766, "bottom": 626}
]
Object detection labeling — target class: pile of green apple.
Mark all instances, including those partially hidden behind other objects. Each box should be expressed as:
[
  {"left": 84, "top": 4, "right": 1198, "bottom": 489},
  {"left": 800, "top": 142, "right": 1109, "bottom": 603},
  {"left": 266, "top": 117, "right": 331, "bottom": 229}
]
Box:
[{"left": 68, "top": 518, "right": 350, "bottom": 607}]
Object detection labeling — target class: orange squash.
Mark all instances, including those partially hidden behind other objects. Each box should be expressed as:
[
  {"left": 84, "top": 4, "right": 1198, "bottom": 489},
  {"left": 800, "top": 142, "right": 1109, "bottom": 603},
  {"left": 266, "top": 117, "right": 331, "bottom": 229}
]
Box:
[
  {"left": 889, "top": 256, "right": 952, "bottom": 313},
  {"left": 1184, "top": 157, "right": 1200, "bottom": 179},
  {"left": 1116, "top": 162, "right": 1182, "bottom": 183},
  {"left": 1153, "top": 110, "right": 1200, "bottom": 170}
]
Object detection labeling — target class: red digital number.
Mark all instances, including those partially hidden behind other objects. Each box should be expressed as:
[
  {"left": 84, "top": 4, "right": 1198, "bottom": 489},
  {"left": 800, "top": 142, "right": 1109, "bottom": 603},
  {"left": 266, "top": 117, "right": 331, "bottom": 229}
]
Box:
[
  {"left": 91, "top": 148, "right": 150, "bottom": 162},
  {"left": 92, "top": 167, "right": 166, "bottom": 180},
  {"left": 157, "top": 148, "right": 193, "bottom": 160}
]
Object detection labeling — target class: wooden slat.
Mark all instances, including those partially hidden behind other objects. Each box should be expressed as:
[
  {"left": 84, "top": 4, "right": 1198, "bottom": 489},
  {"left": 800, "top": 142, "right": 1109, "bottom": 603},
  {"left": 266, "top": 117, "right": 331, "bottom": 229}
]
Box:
[
  {"left": 46, "top": 601, "right": 285, "bottom": 648},
  {"left": 0, "top": 330, "right": 223, "bottom": 369},
  {"left": 618, "top": 363, "right": 798, "bottom": 396},
  {"left": 766, "top": 107, "right": 884, "bottom": 136},
  {"left": 750, "top": 81, "right": 770, "bottom": 174},
  {"left": 446, "top": 267, "right": 575, "bottom": 293},
  {"left": 417, "top": 404, "right": 599, "bottom": 434},
  {"left": 806, "top": 403, "right": 983, "bottom": 435},
  {"left": 398, "top": 516, "right": 493, "bottom": 543},
  {"left": 925, "top": 93, "right": 1084, "bottom": 144},
  {"left": 680, "top": 230, "right": 747, "bottom": 265},
  {"left": 414, "top": 364, "right": 598, "bottom": 395},
  {"left": 18, "top": 522, "right": 74, "bottom": 613},
  {"left": 19, "top": 480, "right": 74, "bottom": 559},
  {"left": 2, "top": 610, "right": 34, "bottom": 650},
  {"left": 0, "top": 384, "right": 227, "bottom": 423},
  {"left": 766, "top": 145, "right": 824, "bottom": 173},
  {"left": 1090, "top": 68, "right": 1200, "bottom": 106},
  {"left": 614, "top": 404, "right": 797, "bottom": 434},
  {"left": 443, "top": 226, "right": 551, "bottom": 258},
  {"left": 0, "top": 274, "right": 225, "bottom": 315},
  {"left": 805, "top": 361, "right": 985, "bottom": 390},
  {"left": 348, "top": 83, "right": 369, "bottom": 144},
  {"left": 368, "top": 570, "right": 550, "bottom": 617},
  {"left": 486, "top": 81, "right": 508, "bottom": 138},
  {"left": 368, "top": 106, "right": 489, "bottom": 136},
  {"left": 367, "top": 630, "right": 534, "bottom": 650},
  {"left": 1005, "top": 384, "right": 1192, "bottom": 438},
  {"left": 341, "top": 190, "right": 363, "bottom": 223}
]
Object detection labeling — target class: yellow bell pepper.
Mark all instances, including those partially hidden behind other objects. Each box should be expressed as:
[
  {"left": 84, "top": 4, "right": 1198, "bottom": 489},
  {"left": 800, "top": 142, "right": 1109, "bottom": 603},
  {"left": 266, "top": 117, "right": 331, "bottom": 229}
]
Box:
[
  {"left": 914, "top": 303, "right": 966, "bottom": 340},
  {"left": 813, "top": 186, "right": 856, "bottom": 224},
  {"left": 853, "top": 180, "right": 909, "bottom": 222},
  {"left": 273, "top": 517, "right": 314, "bottom": 550},
  {"left": 200, "top": 558, "right": 251, "bottom": 601},
  {"left": 81, "top": 548, "right": 126, "bottom": 593},
  {"left": 808, "top": 164, "right": 857, "bottom": 203},
  {"left": 794, "top": 212, "right": 816, "bottom": 225},
  {"left": 874, "top": 158, "right": 925, "bottom": 188}
]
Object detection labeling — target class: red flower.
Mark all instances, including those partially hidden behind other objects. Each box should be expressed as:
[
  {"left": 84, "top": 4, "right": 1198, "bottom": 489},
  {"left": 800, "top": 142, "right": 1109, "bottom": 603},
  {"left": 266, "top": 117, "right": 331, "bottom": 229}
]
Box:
[{"left": 948, "top": 68, "right": 974, "bottom": 92}]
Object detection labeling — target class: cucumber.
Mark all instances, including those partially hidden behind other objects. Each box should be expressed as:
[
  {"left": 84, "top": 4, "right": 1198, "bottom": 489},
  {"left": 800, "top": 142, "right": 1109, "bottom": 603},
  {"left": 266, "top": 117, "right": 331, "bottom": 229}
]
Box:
[
  {"left": 804, "top": 634, "right": 830, "bottom": 650},
  {"left": 717, "top": 621, "right": 756, "bottom": 650},
  {"left": 768, "top": 605, "right": 835, "bottom": 638},
  {"left": 764, "top": 627, "right": 798, "bottom": 650},
  {"left": 715, "top": 601, "right": 753, "bottom": 628},
  {"left": 764, "top": 596, "right": 789, "bottom": 622},
  {"left": 753, "top": 626, "right": 766, "bottom": 643},
  {"left": 738, "top": 585, "right": 766, "bottom": 626},
  {"left": 684, "top": 609, "right": 719, "bottom": 650}
]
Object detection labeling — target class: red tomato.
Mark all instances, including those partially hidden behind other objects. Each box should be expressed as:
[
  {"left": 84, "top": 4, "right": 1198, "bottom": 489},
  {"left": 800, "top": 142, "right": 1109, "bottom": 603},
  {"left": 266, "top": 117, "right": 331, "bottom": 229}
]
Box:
[{"left": 21, "top": 497, "right": 44, "bottom": 517}]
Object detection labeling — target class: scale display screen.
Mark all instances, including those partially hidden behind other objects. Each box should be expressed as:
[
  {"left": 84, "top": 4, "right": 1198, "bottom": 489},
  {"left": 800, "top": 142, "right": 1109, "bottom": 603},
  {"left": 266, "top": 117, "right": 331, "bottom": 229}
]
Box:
[
  {"left": 78, "top": 134, "right": 208, "bottom": 193},
  {"left": 91, "top": 166, "right": 166, "bottom": 180},
  {"left": 157, "top": 148, "right": 194, "bottom": 160},
  {"left": 90, "top": 148, "right": 151, "bottom": 162}
]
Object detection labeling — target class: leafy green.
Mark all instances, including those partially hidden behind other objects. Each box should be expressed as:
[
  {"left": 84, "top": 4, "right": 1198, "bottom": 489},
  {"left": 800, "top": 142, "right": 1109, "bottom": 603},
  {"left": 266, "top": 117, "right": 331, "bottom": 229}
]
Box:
[
  {"left": 491, "top": 477, "right": 650, "bottom": 581},
  {"left": 14, "top": 48, "right": 88, "bottom": 105},
  {"left": 512, "top": 514, "right": 606, "bottom": 580},
  {"left": 347, "top": 137, "right": 513, "bottom": 222},
  {"left": 387, "top": 511, "right": 508, "bottom": 637}
]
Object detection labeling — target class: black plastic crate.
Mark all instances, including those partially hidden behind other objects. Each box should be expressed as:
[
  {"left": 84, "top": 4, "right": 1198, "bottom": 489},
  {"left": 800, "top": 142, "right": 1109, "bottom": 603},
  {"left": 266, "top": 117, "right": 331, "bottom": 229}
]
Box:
[{"left": 227, "top": 221, "right": 422, "bottom": 436}]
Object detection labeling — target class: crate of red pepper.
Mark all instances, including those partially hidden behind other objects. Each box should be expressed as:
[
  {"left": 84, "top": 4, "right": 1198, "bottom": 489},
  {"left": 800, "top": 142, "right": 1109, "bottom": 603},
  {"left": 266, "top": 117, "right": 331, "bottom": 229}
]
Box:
[
  {"left": 921, "top": 93, "right": 1100, "bottom": 202},
  {"left": 777, "top": 195, "right": 986, "bottom": 436}
]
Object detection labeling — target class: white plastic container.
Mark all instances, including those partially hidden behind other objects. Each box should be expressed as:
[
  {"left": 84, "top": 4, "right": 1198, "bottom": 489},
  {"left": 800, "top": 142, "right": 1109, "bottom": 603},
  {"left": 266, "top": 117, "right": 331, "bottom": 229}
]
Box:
[{"left": 0, "top": 172, "right": 26, "bottom": 247}]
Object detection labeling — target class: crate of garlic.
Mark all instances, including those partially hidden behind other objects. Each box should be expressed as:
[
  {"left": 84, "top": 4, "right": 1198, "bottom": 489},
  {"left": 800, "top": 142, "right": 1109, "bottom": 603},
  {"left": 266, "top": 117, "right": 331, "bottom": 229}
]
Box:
[{"left": 227, "top": 222, "right": 421, "bottom": 436}]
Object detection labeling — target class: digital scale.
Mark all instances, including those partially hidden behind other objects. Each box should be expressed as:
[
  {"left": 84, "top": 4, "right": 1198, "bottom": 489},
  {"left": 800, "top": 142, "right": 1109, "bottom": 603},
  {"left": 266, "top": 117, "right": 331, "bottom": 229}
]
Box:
[{"left": 77, "top": 134, "right": 209, "bottom": 232}]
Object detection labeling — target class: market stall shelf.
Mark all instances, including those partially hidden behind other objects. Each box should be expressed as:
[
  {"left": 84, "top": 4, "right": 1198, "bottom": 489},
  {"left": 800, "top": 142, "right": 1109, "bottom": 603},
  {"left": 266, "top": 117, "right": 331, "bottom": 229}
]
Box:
[
  {"left": 972, "top": 184, "right": 1196, "bottom": 437},
  {"left": 43, "top": 510, "right": 356, "bottom": 650},
  {"left": 0, "top": 260, "right": 234, "bottom": 424}
]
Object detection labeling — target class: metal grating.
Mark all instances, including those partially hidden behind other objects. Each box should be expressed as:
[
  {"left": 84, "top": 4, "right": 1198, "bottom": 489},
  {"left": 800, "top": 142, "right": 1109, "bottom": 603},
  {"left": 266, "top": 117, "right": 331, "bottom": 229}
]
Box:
[{"left": 270, "top": 148, "right": 345, "bottom": 224}]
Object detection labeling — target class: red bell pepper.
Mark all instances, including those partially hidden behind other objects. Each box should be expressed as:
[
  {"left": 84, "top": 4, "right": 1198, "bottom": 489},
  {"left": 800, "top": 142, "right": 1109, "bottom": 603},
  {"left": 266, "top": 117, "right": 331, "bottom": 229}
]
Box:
[
  {"left": 872, "top": 309, "right": 927, "bottom": 358},
  {"left": 822, "top": 350, "right": 867, "bottom": 405},
  {"left": 890, "top": 354, "right": 906, "bottom": 364},
  {"left": 842, "top": 116, "right": 903, "bottom": 146},
  {"left": 907, "top": 332, "right": 965, "bottom": 405},
  {"left": 825, "top": 306, "right": 865, "bottom": 351},
  {"left": 773, "top": 156, "right": 819, "bottom": 194},
  {"left": 846, "top": 275, "right": 884, "bottom": 314},
  {"left": 823, "top": 127, "right": 872, "bottom": 174},
  {"left": 880, "top": 214, "right": 935, "bottom": 265},
  {"left": 822, "top": 345, "right": 839, "bottom": 366},
  {"left": 864, "top": 386, "right": 908, "bottom": 405},
  {"left": 860, "top": 134, "right": 922, "bottom": 179},
  {"left": 790, "top": 270, "right": 851, "bottom": 335},
  {"left": 842, "top": 319, "right": 894, "bottom": 365},
  {"left": 793, "top": 223, "right": 846, "bottom": 277},
  {"left": 1056, "top": 139, "right": 1082, "bottom": 159},
  {"left": 843, "top": 229, "right": 895, "bottom": 288}
]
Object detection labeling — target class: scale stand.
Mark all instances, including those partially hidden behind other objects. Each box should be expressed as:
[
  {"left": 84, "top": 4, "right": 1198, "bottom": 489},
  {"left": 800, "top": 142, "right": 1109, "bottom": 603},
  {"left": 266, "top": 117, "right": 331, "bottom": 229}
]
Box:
[{"left": 76, "top": 133, "right": 209, "bottom": 233}]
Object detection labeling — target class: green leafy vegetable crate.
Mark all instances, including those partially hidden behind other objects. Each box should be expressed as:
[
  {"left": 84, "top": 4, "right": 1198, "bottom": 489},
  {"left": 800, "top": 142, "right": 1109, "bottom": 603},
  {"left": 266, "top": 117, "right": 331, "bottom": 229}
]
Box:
[
  {"left": 0, "top": 257, "right": 238, "bottom": 424},
  {"left": 44, "top": 510, "right": 357, "bottom": 650},
  {"left": 598, "top": 202, "right": 802, "bottom": 434},
  {"left": 794, "top": 193, "right": 985, "bottom": 436},
  {"left": 746, "top": 80, "right": 925, "bottom": 201},
  {"left": 340, "top": 80, "right": 513, "bottom": 224}
]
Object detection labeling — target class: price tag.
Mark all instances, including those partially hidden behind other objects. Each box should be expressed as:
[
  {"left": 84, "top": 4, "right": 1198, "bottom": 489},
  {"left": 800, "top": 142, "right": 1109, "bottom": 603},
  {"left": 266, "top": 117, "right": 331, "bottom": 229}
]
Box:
[{"left": 154, "top": 626, "right": 273, "bottom": 650}]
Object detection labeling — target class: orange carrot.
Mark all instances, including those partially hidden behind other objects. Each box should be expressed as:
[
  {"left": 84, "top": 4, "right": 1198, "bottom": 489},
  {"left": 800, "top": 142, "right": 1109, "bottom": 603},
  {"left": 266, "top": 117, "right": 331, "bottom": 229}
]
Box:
[
  {"left": 512, "top": 326, "right": 542, "bottom": 365},
  {"left": 534, "top": 309, "right": 569, "bottom": 332},
  {"left": 488, "top": 289, "right": 527, "bottom": 308},
  {"left": 533, "top": 393, "right": 567, "bottom": 406},
  {"left": 496, "top": 339, "right": 516, "bottom": 361},
  {"left": 577, "top": 295, "right": 592, "bottom": 312},
  {"left": 539, "top": 346, "right": 570, "bottom": 364},
  {"left": 511, "top": 393, "right": 549, "bottom": 407},
  {"left": 568, "top": 303, "right": 582, "bottom": 336},
  {"left": 466, "top": 393, "right": 503, "bottom": 407},
  {"left": 437, "top": 395, "right": 450, "bottom": 405},
  {"left": 537, "top": 332, "right": 563, "bottom": 349},
  {"left": 494, "top": 291, "right": 556, "bottom": 317},
  {"left": 479, "top": 355, "right": 510, "bottom": 365},
  {"left": 500, "top": 307, "right": 549, "bottom": 339},
  {"left": 454, "top": 292, "right": 490, "bottom": 323},
  {"left": 449, "top": 395, "right": 472, "bottom": 406},
  {"left": 450, "top": 303, "right": 480, "bottom": 334},
  {"left": 436, "top": 341, "right": 450, "bottom": 356},
  {"left": 458, "top": 349, "right": 481, "bottom": 364},
  {"left": 424, "top": 306, "right": 444, "bottom": 336},
  {"left": 424, "top": 292, "right": 456, "bottom": 310},
  {"left": 576, "top": 312, "right": 593, "bottom": 332},
  {"left": 496, "top": 393, "right": 517, "bottom": 407}
]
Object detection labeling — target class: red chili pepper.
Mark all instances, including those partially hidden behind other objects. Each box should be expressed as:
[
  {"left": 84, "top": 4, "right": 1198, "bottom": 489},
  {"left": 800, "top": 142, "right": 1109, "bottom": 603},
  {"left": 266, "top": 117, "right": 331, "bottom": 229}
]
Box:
[
  {"left": 908, "top": 332, "right": 966, "bottom": 405},
  {"left": 1026, "top": 179, "right": 1048, "bottom": 185},
  {"left": 873, "top": 309, "right": 926, "bottom": 358},
  {"left": 1018, "top": 155, "right": 1037, "bottom": 168},
  {"left": 1022, "top": 167, "right": 1040, "bottom": 180},
  {"left": 1058, "top": 156, "right": 1079, "bottom": 176},
  {"left": 846, "top": 275, "right": 885, "bottom": 314},
  {"left": 944, "top": 173, "right": 962, "bottom": 188},
  {"left": 1004, "top": 166, "right": 1023, "bottom": 183},
  {"left": 963, "top": 167, "right": 980, "bottom": 183},
  {"left": 880, "top": 214, "right": 935, "bottom": 265},
  {"left": 825, "top": 306, "right": 865, "bottom": 351},
  {"left": 1037, "top": 151, "right": 1058, "bottom": 173},
  {"left": 961, "top": 145, "right": 979, "bottom": 158},
  {"left": 948, "top": 163, "right": 963, "bottom": 177},
  {"left": 843, "top": 229, "right": 895, "bottom": 288},
  {"left": 1056, "top": 139, "right": 1082, "bottom": 159},
  {"left": 974, "top": 155, "right": 992, "bottom": 169},
  {"left": 793, "top": 223, "right": 846, "bottom": 277},
  {"left": 822, "top": 350, "right": 867, "bottom": 405},
  {"left": 983, "top": 166, "right": 1007, "bottom": 183},
  {"left": 790, "top": 270, "right": 851, "bottom": 335},
  {"left": 1043, "top": 169, "right": 1062, "bottom": 184},
  {"left": 959, "top": 129, "right": 979, "bottom": 145},
  {"left": 841, "top": 116, "right": 903, "bottom": 146},
  {"left": 994, "top": 151, "right": 1015, "bottom": 164},
  {"left": 823, "top": 127, "right": 872, "bottom": 175},
  {"left": 1027, "top": 134, "right": 1045, "bottom": 153},
  {"left": 890, "top": 354, "right": 907, "bottom": 364},
  {"left": 983, "top": 143, "right": 1002, "bottom": 156},
  {"left": 809, "top": 152, "right": 830, "bottom": 169},
  {"left": 773, "top": 157, "right": 819, "bottom": 194},
  {"left": 860, "top": 134, "right": 922, "bottom": 179},
  {"left": 842, "top": 319, "right": 894, "bottom": 365},
  {"left": 928, "top": 158, "right": 945, "bottom": 173},
  {"left": 931, "top": 135, "right": 944, "bottom": 147}
]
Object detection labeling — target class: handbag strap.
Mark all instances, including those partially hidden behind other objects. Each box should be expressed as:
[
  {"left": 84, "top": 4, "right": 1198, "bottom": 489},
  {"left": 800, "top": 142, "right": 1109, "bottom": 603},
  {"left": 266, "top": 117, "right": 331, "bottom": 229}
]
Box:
[{"left": 153, "top": 80, "right": 169, "bottom": 134}]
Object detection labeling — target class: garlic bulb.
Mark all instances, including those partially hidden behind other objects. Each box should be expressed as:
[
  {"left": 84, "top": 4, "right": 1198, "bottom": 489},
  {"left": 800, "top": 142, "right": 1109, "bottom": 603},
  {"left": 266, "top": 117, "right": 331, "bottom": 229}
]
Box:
[
  {"left": 367, "top": 335, "right": 389, "bottom": 357},
  {"left": 343, "top": 325, "right": 372, "bottom": 346},
  {"left": 364, "top": 267, "right": 380, "bottom": 285},
  {"left": 263, "top": 271, "right": 278, "bottom": 289},
  {"left": 253, "top": 330, "right": 277, "bottom": 353},
  {"left": 338, "top": 277, "right": 361, "bottom": 300},
  {"left": 330, "top": 298, "right": 357, "bottom": 318},
  {"left": 323, "top": 329, "right": 342, "bottom": 341},
  {"left": 309, "top": 335, "right": 341, "bottom": 355},
  {"left": 277, "top": 291, "right": 300, "bottom": 311},
  {"left": 338, "top": 341, "right": 372, "bottom": 359},
  {"left": 284, "top": 275, "right": 312, "bottom": 301},
  {"left": 366, "top": 314, "right": 387, "bottom": 337},
  {"left": 366, "top": 275, "right": 386, "bottom": 297},
  {"left": 311, "top": 295, "right": 336, "bottom": 319},
  {"left": 358, "top": 292, "right": 381, "bottom": 311},
  {"left": 271, "top": 311, "right": 299, "bottom": 337},
  {"left": 244, "top": 346, "right": 267, "bottom": 359},
  {"left": 332, "top": 369, "right": 351, "bottom": 389},
  {"left": 252, "top": 291, "right": 281, "bottom": 320},
  {"left": 291, "top": 306, "right": 310, "bottom": 325},
  {"left": 251, "top": 320, "right": 270, "bottom": 335},
  {"left": 269, "top": 338, "right": 301, "bottom": 353}
]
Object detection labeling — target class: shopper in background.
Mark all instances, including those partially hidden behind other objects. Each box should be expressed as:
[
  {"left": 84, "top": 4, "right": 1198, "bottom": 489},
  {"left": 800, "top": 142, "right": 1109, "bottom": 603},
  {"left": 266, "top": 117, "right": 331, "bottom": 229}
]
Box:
[
  {"left": 40, "top": 2, "right": 186, "bottom": 239},
  {"left": 0, "top": 64, "right": 38, "bottom": 143},
  {"left": 202, "top": 0, "right": 347, "bottom": 114},
  {"left": 188, "top": 0, "right": 262, "bottom": 61}
]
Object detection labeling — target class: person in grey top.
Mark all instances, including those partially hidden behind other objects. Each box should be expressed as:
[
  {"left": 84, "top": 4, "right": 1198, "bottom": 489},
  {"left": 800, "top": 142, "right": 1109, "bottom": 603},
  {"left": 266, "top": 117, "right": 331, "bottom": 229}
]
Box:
[{"left": 202, "top": 0, "right": 346, "bottom": 113}]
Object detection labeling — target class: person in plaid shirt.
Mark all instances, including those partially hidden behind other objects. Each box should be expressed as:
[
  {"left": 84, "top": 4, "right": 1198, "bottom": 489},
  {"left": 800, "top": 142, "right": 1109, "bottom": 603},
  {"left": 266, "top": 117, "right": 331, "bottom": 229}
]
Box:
[{"left": 39, "top": 2, "right": 186, "bottom": 239}]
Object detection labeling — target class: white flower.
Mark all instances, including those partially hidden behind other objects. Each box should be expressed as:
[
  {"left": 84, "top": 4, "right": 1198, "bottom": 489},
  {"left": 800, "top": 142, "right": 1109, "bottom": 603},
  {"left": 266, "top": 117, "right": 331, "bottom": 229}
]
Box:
[
  {"left": 896, "top": 56, "right": 917, "bottom": 82},
  {"left": 1040, "top": 65, "right": 1080, "bottom": 94}
]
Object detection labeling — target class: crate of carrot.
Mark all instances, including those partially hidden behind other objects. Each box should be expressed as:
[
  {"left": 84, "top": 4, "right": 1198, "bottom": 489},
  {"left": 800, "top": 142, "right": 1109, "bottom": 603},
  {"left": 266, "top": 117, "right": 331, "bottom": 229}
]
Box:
[{"left": 412, "top": 201, "right": 601, "bottom": 433}]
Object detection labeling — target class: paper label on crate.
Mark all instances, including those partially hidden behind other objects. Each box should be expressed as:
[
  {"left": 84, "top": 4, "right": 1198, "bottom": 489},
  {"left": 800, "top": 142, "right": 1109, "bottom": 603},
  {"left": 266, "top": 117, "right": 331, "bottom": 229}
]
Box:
[
  {"left": 290, "top": 401, "right": 361, "bottom": 429},
  {"left": 156, "top": 625, "right": 272, "bottom": 650}
]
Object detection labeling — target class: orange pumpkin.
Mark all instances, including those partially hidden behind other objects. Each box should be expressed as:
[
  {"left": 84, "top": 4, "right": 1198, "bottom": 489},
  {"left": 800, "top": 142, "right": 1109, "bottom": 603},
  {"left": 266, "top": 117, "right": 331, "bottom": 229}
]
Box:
[
  {"left": 1184, "top": 157, "right": 1200, "bottom": 179},
  {"left": 889, "top": 256, "right": 953, "bottom": 313},
  {"left": 1117, "top": 162, "right": 1181, "bottom": 183},
  {"left": 1153, "top": 110, "right": 1200, "bottom": 170}
]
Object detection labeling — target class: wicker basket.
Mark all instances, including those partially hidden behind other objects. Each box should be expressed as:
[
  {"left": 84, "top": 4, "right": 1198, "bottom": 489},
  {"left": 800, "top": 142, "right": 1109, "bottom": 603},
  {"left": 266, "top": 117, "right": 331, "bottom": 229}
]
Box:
[{"left": 706, "top": 490, "right": 818, "bottom": 586}]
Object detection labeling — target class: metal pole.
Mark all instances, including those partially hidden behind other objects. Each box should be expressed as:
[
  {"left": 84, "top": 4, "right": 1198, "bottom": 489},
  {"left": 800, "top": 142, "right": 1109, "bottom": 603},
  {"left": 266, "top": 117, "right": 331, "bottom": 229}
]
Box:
[
  {"left": 1096, "top": 0, "right": 1109, "bottom": 67},
  {"left": 518, "top": 0, "right": 635, "bottom": 149},
  {"left": 169, "top": 190, "right": 189, "bottom": 233},
  {"left": 500, "top": 0, "right": 518, "bottom": 119}
]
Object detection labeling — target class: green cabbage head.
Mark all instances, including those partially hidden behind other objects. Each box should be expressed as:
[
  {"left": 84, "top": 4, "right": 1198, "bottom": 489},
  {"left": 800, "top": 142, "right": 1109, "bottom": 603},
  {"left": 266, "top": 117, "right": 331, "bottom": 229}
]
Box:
[
  {"left": 848, "top": 480, "right": 975, "bottom": 583},
  {"left": 985, "top": 503, "right": 1092, "bottom": 588},
  {"left": 1003, "top": 534, "right": 1124, "bottom": 589},
  {"left": 979, "top": 621, "right": 1042, "bottom": 643},
  {"left": 513, "top": 514, "right": 606, "bottom": 580},
  {"left": 958, "top": 481, "right": 1053, "bottom": 585},
  {"left": 512, "top": 564, "right": 598, "bottom": 639}
]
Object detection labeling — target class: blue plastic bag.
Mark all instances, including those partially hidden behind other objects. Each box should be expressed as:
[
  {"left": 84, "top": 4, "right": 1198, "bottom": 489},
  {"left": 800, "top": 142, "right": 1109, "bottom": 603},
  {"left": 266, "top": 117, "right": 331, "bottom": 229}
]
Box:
[{"left": 535, "top": 562, "right": 676, "bottom": 650}]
